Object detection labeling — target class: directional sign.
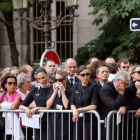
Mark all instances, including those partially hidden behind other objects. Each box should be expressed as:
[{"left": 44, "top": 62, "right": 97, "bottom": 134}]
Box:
[{"left": 130, "top": 18, "right": 140, "bottom": 31}]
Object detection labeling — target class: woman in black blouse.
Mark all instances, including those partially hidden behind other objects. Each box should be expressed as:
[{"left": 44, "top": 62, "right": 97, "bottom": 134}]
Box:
[
  {"left": 71, "top": 65, "right": 99, "bottom": 140},
  {"left": 19, "top": 67, "right": 52, "bottom": 140},
  {"left": 47, "top": 69, "right": 71, "bottom": 140}
]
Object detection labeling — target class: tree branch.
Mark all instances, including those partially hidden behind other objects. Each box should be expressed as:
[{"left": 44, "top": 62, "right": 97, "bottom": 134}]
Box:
[{"left": 0, "top": 18, "right": 8, "bottom": 27}]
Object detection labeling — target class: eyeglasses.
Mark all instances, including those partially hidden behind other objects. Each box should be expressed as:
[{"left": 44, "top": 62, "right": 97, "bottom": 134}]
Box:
[
  {"left": 79, "top": 73, "right": 90, "bottom": 77},
  {"left": 55, "top": 79, "right": 64, "bottom": 82},
  {"left": 121, "top": 66, "right": 130, "bottom": 69},
  {"left": 132, "top": 70, "right": 140, "bottom": 74},
  {"left": 7, "top": 82, "right": 17, "bottom": 86}
]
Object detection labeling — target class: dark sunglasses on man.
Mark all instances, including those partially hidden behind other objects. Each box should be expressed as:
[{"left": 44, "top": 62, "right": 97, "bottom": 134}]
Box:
[{"left": 132, "top": 70, "right": 140, "bottom": 74}]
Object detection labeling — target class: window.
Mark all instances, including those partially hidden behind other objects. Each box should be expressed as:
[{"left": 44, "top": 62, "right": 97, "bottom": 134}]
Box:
[{"left": 30, "top": 0, "right": 73, "bottom": 64}]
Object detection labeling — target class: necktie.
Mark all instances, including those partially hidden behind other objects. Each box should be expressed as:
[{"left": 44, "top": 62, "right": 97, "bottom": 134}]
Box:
[{"left": 70, "top": 78, "right": 74, "bottom": 87}]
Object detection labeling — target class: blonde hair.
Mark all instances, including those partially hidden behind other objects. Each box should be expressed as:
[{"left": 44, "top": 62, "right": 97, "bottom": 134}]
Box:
[{"left": 56, "top": 69, "right": 69, "bottom": 79}]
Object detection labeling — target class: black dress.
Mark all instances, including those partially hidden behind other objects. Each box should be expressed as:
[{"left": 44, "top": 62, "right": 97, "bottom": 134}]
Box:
[
  {"left": 21, "top": 86, "right": 52, "bottom": 140},
  {"left": 71, "top": 81, "right": 99, "bottom": 140},
  {"left": 48, "top": 85, "right": 72, "bottom": 140}
]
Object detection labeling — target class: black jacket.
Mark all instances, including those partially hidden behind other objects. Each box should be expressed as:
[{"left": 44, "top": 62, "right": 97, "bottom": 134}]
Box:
[{"left": 98, "top": 81, "right": 131, "bottom": 120}]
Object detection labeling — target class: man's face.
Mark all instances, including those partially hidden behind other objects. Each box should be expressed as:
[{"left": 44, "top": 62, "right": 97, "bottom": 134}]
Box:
[
  {"left": 66, "top": 61, "right": 77, "bottom": 77},
  {"left": 119, "top": 62, "right": 130, "bottom": 71},
  {"left": 97, "top": 66, "right": 109, "bottom": 83},
  {"left": 44, "top": 61, "right": 56, "bottom": 74}
]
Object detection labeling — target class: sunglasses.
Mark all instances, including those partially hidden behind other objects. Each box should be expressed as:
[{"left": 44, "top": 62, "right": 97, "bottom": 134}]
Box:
[
  {"left": 7, "top": 82, "right": 17, "bottom": 86},
  {"left": 79, "top": 73, "right": 90, "bottom": 77},
  {"left": 121, "top": 66, "right": 130, "bottom": 69},
  {"left": 55, "top": 79, "right": 64, "bottom": 82},
  {"left": 132, "top": 70, "right": 140, "bottom": 74}
]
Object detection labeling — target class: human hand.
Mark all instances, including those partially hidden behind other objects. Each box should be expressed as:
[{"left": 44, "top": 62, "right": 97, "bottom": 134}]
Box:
[
  {"left": 25, "top": 108, "right": 32, "bottom": 118},
  {"left": 135, "top": 81, "right": 140, "bottom": 93},
  {"left": 116, "top": 80, "right": 125, "bottom": 95},
  {"left": 72, "top": 109, "right": 79, "bottom": 122},
  {"left": 135, "top": 108, "right": 140, "bottom": 117},
  {"left": 118, "top": 106, "right": 126, "bottom": 114}
]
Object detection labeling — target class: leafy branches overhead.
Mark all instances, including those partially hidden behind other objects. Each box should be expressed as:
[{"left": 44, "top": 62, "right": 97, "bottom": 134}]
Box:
[{"left": 75, "top": 0, "right": 140, "bottom": 66}]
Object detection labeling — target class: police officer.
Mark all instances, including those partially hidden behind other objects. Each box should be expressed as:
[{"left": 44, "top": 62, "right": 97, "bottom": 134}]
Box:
[
  {"left": 71, "top": 65, "right": 99, "bottom": 140},
  {"left": 19, "top": 67, "right": 52, "bottom": 140}
]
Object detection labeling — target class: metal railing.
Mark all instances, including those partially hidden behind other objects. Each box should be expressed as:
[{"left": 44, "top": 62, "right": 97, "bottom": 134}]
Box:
[
  {"left": 106, "top": 110, "right": 140, "bottom": 140},
  {"left": 0, "top": 110, "right": 103, "bottom": 140}
]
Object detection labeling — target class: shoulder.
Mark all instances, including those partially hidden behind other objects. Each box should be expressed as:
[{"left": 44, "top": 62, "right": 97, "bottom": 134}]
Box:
[{"left": 13, "top": 91, "right": 22, "bottom": 99}]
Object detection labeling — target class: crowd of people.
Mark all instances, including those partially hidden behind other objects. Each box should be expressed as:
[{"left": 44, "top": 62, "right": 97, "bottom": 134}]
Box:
[{"left": 0, "top": 56, "right": 140, "bottom": 140}]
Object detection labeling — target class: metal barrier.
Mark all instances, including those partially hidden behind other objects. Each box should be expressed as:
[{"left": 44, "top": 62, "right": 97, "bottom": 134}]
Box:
[
  {"left": 106, "top": 110, "right": 140, "bottom": 140},
  {"left": 0, "top": 110, "right": 103, "bottom": 140}
]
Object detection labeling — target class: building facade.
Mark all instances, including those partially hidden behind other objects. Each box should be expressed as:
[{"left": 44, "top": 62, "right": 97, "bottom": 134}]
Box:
[{"left": 0, "top": 0, "right": 102, "bottom": 68}]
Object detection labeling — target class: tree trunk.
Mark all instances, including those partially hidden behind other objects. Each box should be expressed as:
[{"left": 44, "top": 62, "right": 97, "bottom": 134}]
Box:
[{"left": 2, "top": 11, "right": 19, "bottom": 66}]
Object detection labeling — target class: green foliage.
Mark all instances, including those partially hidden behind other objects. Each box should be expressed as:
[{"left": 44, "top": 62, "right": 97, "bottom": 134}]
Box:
[
  {"left": 75, "top": 0, "right": 140, "bottom": 66},
  {"left": 0, "top": 0, "right": 13, "bottom": 11}
]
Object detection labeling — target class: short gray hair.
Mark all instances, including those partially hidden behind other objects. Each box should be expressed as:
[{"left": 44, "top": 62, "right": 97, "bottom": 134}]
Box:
[
  {"left": 113, "top": 70, "right": 131, "bottom": 82},
  {"left": 17, "top": 72, "right": 30, "bottom": 88}
]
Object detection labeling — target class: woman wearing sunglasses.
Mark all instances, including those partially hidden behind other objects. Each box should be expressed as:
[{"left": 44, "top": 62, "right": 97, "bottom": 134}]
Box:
[
  {"left": 19, "top": 67, "right": 52, "bottom": 140},
  {"left": 0, "top": 74, "right": 22, "bottom": 140},
  {"left": 71, "top": 65, "right": 99, "bottom": 140},
  {"left": 47, "top": 69, "right": 71, "bottom": 140}
]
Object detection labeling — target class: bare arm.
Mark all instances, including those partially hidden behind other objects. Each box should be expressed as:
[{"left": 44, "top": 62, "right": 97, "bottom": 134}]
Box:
[
  {"left": 71, "top": 105, "right": 79, "bottom": 122},
  {"left": 61, "top": 89, "right": 69, "bottom": 109},
  {"left": 77, "top": 105, "right": 97, "bottom": 112},
  {"left": 11, "top": 97, "right": 21, "bottom": 110},
  {"left": 47, "top": 83, "right": 58, "bottom": 109}
]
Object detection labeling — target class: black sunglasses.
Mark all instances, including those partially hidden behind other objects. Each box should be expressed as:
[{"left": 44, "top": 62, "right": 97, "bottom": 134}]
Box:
[
  {"left": 79, "top": 73, "right": 90, "bottom": 77},
  {"left": 7, "top": 82, "right": 17, "bottom": 86},
  {"left": 55, "top": 79, "right": 64, "bottom": 82},
  {"left": 132, "top": 71, "right": 140, "bottom": 74}
]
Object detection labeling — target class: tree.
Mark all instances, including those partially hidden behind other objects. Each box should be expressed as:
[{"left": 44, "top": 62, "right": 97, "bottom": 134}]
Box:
[
  {"left": 0, "top": 0, "right": 19, "bottom": 66},
  {"left": 75, "top": 0, "right": 140, "bottom": 66}
]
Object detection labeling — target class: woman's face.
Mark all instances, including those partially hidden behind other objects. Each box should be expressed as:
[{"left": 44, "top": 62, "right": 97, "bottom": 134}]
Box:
[
  {"left": 10, "top": 69, "right": 19, "bottom": 77},
  {"left": 5, "top": 78, "right": 17, "bottom": 93},
  {"left": 78, "top": 69, "right": 90, "bottom": 84},
  {"left": 55, "top": 74, "right": 66, "bottom": 85},
  {"left": 131, "top": 66, "right": 140, "bottom": 81},
  {"left": 20, "top": 77, "right": 31, "bottom": 91},
  {"left": 36, "top": 72, "right": 48, "bottom": 85}
]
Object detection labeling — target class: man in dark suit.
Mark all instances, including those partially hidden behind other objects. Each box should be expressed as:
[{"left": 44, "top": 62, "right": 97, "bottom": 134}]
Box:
[
  {"left": 98, "top": 70, "right": 131, "bottom": 140},
  {"left": 96, "top": 64, "right": 109, "bottom": 90},
  {"left": 64, "top": 58, "right": 80, "bottom": 88}
]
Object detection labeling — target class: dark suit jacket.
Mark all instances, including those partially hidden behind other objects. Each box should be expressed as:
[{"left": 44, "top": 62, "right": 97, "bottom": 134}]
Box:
[
  {"left": 98, "top": 81, "right": 131, "bottom": 140},
  {"left": 67, "top": 76, "right": 80, "bottom": 89},
  {"left": 98, "top": 81, "right": 131, "bottom": 120}
]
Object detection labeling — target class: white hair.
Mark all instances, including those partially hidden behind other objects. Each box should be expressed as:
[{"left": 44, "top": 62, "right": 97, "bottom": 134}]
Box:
[
  {"left": 113, "top": 70, "right": 131, "bottom": 82},
  {"left": 17, "top": 72, "right": 30, "bottom": 88}
]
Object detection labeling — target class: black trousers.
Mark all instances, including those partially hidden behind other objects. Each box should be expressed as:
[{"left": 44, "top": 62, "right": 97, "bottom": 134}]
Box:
[
  {"left": 73, "top": 120, "right": 97, "bottom": 140},
  {"left": 35, "top": 122, "right": 47, "bottom": 140}
]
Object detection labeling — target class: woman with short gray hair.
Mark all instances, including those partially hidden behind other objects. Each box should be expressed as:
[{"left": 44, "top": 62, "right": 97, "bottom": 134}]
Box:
[{"left": 16, "top": 72, "right": 31, "bottom": 100}]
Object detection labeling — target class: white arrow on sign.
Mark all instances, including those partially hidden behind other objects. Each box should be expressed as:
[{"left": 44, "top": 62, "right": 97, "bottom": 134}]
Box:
[
  {"left": 130, "top": 18, "right": 140, "bottom": 31},
  {"left": 132, "top": 22, "right": 138, "bottom": 28}
]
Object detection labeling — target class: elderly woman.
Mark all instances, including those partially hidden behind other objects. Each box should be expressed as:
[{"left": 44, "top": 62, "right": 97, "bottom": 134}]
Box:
[
  {"left": 47, "top": 69, "right": 71, "bottom": 140},
  {"left": 19, "top": 67, "right": 52, "bottom": 140},
  {"left": 71, "top": 65, "right": 99, "bottom": 140},
  {"left": 17, "top": 72, "right": 32, "bottom": 100},
  {"left": 0, "top": 74, "right": 22, "bottom": 140}
]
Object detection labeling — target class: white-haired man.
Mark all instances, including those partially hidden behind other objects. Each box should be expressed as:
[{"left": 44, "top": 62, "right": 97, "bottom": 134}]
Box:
[{"left": 98, "top": 70, "right": 131, "bottom": 140}]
